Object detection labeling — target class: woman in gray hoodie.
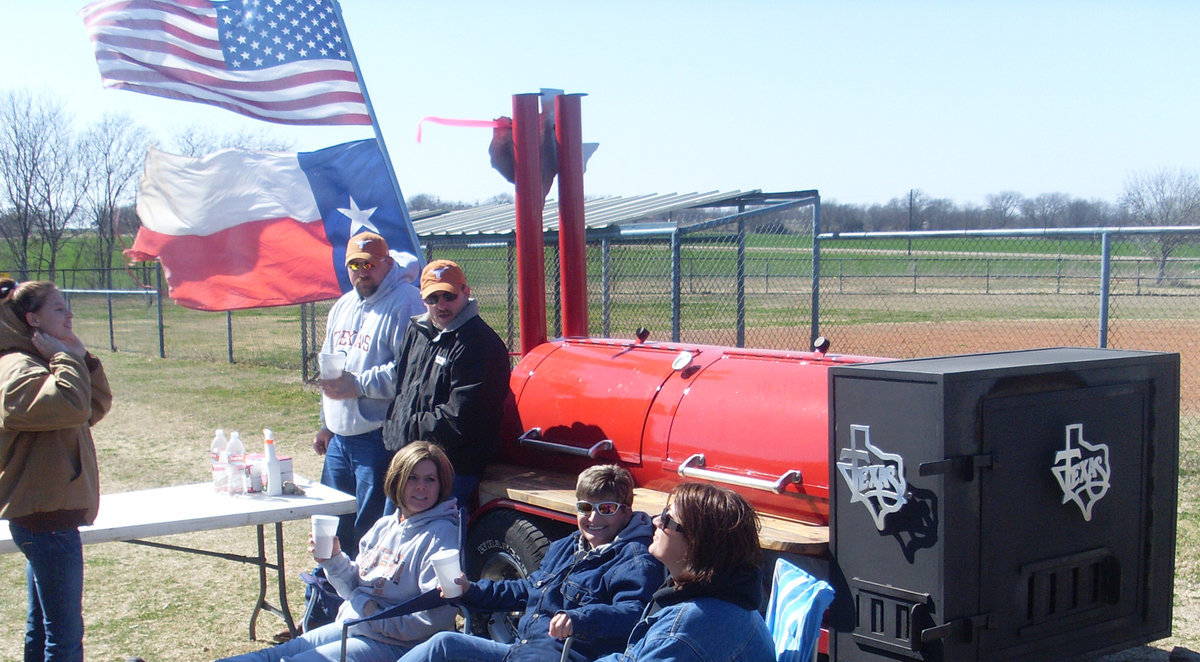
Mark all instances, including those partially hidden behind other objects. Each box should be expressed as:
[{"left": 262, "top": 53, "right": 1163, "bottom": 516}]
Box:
[{"left": 219, "top": 442, "right": 459, "bottom": 662}]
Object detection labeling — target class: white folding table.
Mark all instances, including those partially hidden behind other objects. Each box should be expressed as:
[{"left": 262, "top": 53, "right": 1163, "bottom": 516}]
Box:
[{"left": 0, "top": 476, "right": 355, "bottom": 640}]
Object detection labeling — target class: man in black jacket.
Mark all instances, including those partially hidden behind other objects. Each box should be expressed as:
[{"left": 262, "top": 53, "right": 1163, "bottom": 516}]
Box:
[{"left": 385, "top": 259, "right": 510, "bottom": 507}]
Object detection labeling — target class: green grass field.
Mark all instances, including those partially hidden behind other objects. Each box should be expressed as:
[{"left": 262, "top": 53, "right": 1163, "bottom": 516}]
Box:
[
  {"left": 1, "top": 348, "right": 1197, "bottom": 660},
  {"left": 0, "top": 350, "right": 328, "bottom": 661},
  {"left": 4, "top": 230, "right": 1199, "bottom": 658}
]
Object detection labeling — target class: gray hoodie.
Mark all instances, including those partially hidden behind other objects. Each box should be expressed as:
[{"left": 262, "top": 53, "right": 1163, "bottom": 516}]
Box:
[
  {"left": 321, "top": 497, "right": 460, "bottom": 645},
  {"left": 321, "top": 252, "right": 424, "bottom": 435}
]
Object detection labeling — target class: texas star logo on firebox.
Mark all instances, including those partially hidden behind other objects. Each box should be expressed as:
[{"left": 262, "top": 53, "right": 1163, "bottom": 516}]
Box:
[
  {"left": 1051, "top": 423, "right": 1111, "bottom": 522},
  {"left": 837, "top": 424, "right": 908, "bottom": 531}
]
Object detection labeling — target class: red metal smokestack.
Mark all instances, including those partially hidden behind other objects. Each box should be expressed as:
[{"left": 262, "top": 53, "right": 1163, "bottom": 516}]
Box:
[
  {"left": 512, "top": 93, "right": 547, "bottom": 355},
  {"left": 555, "top": 94, "right": 588, "bottom": 338}
]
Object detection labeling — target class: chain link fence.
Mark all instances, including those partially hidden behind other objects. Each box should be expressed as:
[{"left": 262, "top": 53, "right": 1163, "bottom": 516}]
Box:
[
  {"left": 28, "top": 215, "right": 1200, "bottom": 441},
  {"left": 815, "top": 228, "right": 1200, "bottom": 444}
]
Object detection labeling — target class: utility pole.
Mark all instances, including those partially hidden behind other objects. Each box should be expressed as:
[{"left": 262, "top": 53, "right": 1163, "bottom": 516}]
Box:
[{"left": 908, "top": 189, "right": 914, "bottom": 255}]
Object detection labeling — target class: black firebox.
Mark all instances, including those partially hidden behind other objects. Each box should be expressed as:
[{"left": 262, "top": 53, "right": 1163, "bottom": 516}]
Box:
[{"left": 828, "top": 348, "right": 1178, "bottom": 661}]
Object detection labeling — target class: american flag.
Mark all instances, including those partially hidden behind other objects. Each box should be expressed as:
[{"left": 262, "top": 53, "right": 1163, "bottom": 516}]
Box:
[{"left": 79, "top": 0, "right": 371, "bottom": 125}]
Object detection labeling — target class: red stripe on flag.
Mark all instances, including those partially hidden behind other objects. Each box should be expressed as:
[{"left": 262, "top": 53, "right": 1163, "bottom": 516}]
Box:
[
  {"left": 80, "top": 0, "right": 218, "bottom": 27},
  {"left": 92, "top": 51, "right": 363, "bottom": 94},
  {"left": 82, "top": 17, "right": 221, "bottom": 47},
  {"left": 130, "top": 217, "right": 342, "bottom": 311},
  {"left": 107, "top": 82, "right": 369, "bottom": 125},
  {"left": 91, "top": 34, "right": 227, "bottom": 70}
]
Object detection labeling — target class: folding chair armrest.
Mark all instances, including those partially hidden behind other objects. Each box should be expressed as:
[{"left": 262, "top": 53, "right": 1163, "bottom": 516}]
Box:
[
  {"left": 338, "top": 589, "right": 447, "bottom": 662},
  {"left": 339, "top": 620, "right": 351, "bottom": 662}
]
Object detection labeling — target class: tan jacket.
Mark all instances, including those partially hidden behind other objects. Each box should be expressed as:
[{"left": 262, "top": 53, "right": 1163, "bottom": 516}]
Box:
[{"left": 0, "top": 303, "right": 112, "bottom": 526}]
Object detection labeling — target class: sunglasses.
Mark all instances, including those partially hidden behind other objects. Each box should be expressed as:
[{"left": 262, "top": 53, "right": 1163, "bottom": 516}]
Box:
[
  {"left": 347, "top": 261, "right": 376, "bottom": 272},
  {"left": 575, "top": 500, "right": 625, "bottom": 516},
  {"left": 423, "top": 291, "right": 459, "bottom": 305},
  {"left": 656, "top": 507, "right": 684, "bottom": 534}
]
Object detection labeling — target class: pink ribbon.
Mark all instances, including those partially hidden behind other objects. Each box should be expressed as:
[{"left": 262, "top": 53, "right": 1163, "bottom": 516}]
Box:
[{"left": 416, "top": 116, "right": 505, "bottom": 143}]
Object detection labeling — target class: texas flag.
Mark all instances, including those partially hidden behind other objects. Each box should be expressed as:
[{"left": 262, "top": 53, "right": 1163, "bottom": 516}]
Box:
[{"left": 129, "top": 139, "right": 420, "bottom": 311}]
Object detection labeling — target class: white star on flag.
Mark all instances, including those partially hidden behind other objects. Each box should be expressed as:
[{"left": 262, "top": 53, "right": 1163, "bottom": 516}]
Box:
[{"left": 338, "top": 196, "right": 379, "bottom": 234}]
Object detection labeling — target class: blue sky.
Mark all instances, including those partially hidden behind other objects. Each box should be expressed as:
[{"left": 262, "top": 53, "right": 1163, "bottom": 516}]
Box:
[{"left": 7, "top": 1, "right": 1200, "bottom": 207}]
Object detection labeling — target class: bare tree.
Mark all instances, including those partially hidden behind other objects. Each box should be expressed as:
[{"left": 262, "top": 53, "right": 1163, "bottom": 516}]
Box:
[
  {"left": 167, "top": 124, "right": 292, "bottom": 156},
  {"left": 482, "top": 193, "right": 515, "bottom": 206},
  {"left": 985, "top": 191, "right": 1024, "bottom": 228},
  {"left": 822, "top": 201, "right": 865, "bottom": 233},
  {"left": 1020, "top": 192, "right": 1072, "bottom": 228},
  {"left": 0, "top": 91, "right": 62, "bottom": 279},
  {"left": 80, "top": 113, "right": 149, "bottom": 287},
  {"left": 1067, "top": 198, "right": 1115, "bottom": 227},
  {"left": 1121, "top": 168, "right": 1200, "bottom": 283},
  {"left": 31, "top": 112, "right": 90, "bottom": 279},
  {"left": 923, "top": 196, "right": 957, "bottom": 228}
]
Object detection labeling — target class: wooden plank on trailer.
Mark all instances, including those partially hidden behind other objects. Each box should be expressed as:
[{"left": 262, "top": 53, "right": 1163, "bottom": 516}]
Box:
[{"left": 478, "top": 463, "right": 829, "bottom": 555}]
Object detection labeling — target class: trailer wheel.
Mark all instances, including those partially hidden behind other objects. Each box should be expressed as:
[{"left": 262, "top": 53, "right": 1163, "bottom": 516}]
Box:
[{"left": 465, "top": 509, "right": 562, "bottom": 642}]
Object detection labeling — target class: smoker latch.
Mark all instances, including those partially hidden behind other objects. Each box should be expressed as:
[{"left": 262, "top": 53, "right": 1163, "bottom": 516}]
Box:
[
  {"left": 918, "top": 453, "right": 996, "bottom": 481},
  {"left": 920, "top": 613, "right": 996, "bottom": 644}
]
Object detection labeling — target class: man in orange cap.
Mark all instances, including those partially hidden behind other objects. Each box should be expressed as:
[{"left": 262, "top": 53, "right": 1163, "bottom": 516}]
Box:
[
  {"left": 314, "top": 232, "right": 424, "bottom": 558},
  {"left": 385, "top": 259, "right": 510, "bottom": 506}
]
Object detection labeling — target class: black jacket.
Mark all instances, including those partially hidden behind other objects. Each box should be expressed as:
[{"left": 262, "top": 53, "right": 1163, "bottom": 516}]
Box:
[{"left": 388, "top": 301, "right": 510, "bottom": 476}]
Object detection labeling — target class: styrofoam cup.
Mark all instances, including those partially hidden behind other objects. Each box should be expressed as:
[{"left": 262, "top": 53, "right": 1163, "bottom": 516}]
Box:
[
  {"left": 429, "top": 548, "right": 463, "bottom": 598},
  {"left": 311, "top": 515, "right": 339, "bottom": 558},
  {"left": 318, "top": 352, "right": 346, "bottom": 379}
]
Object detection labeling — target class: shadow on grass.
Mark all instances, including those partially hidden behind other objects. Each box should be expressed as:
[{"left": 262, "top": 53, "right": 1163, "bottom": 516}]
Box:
[{"left": 1094, "top": 646, "right": 1200, "bottom": 661}]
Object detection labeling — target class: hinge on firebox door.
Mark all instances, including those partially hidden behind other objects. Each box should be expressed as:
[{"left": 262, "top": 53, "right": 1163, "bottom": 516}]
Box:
[
  {"left": 920, "top": 613, "right": 996, "bottom": 644},
  {"left": 918, "top": 453, "right": 996, "bottom": 481}
]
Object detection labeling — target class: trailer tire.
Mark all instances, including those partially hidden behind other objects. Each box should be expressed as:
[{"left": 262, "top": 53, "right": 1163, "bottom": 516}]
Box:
[{"left": 464, "top": 509, "right": 560, "bottom": 642}]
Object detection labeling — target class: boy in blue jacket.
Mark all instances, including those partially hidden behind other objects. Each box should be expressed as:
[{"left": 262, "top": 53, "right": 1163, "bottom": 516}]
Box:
[{"left": 398, "top": 464, "right": 664, "bottom": 662}]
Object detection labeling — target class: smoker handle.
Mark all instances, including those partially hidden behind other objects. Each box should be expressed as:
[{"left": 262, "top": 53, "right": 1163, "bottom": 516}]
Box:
[
  {"left": 518, "top": 428, "right": 614, "bottom": 458},
  {"left": 676, "top": 454, "right": 802, "bottom": 494}
]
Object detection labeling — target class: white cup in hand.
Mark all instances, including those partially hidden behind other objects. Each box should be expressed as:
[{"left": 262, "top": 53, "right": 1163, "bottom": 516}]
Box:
[
  {"left": 311, "top": 515, "right": 339, "bottom": 559},
  {"left": 318, "top": 352, "right": 346, "bottom": 380},
  {"left": 429, "top": 549, "right": 463, "bottom": 598}
]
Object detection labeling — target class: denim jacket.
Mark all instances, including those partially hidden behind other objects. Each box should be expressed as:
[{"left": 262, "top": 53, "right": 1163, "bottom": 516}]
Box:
[
  {"left": 596, "top": 565, "right": 775, "bottom": 662},
  {"left": 463, "top": 511, "right": 664, "bottom": 662}
]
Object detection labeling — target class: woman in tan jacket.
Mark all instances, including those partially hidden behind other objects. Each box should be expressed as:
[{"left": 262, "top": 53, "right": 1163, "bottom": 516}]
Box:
[{"left": 0, "top": 279, "right": 111, "bottom": 662}]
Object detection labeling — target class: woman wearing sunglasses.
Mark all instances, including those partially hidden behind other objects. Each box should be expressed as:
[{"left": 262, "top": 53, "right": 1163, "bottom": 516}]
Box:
[
  {"left": 397, "top": 464, "right": 664, "bottom": 662},
  {"left": 596, "top": 482, "right": 775, "bottom": 662}
]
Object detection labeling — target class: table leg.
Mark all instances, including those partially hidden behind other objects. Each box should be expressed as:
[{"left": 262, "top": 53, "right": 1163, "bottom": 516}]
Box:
[
  {"left": 248, "top": 523, "right": 298, "bottom": 640},
  {"left": 124, "top": 529, "right": 299, "bottom": 641}
]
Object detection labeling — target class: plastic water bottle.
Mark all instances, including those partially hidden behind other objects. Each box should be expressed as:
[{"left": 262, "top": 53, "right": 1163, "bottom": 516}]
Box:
[
  {"left": 263, "top": 428, "right": 283, "bottom": 496},
  {"left": 210, "top": 429, "right": 228, "bottom": 493},
  {"left": 225, "top": 431, "right": 246, "bottom": 496}
]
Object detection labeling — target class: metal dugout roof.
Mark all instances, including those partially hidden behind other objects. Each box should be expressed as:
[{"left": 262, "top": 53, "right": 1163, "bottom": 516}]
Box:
[{"left": 409, "top": 189, "right": 818, "bottom": 238}]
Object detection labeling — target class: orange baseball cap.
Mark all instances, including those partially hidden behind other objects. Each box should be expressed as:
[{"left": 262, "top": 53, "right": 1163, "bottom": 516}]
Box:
[
  {"left": 420, "top": 259, "right": 467, "bottom": 298},
  {"left": 345, "top": 232, "right": 389, "bottom": 265}
]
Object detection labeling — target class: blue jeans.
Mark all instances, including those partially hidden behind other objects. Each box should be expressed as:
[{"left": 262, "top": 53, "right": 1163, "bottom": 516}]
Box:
[
  {"left": 10, "top": 522, "right": 84, "bottom": 662},
  {"left": 397, "top": 631, "right": 510, "bottom": 662},
  {"left": 320, "top": 429, "right": 393, "bottom": 558},
  {"left": 216, "top": 621, "right": 414, "bottom": 662}
]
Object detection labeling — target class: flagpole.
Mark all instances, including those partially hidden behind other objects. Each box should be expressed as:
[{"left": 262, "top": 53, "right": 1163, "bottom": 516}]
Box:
[{"left": 330, "top": 0, "right": 424, "bottom": 266}]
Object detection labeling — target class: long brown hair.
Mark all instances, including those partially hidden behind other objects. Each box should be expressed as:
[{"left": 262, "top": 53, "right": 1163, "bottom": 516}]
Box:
[{"left": 669, "top": 482, "right": 762, "bottom": 587}]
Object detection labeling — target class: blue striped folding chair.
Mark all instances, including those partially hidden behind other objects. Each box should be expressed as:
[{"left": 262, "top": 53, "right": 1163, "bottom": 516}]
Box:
[{"left": 765, "top": 558, "right": 836, "bottom": 662}]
